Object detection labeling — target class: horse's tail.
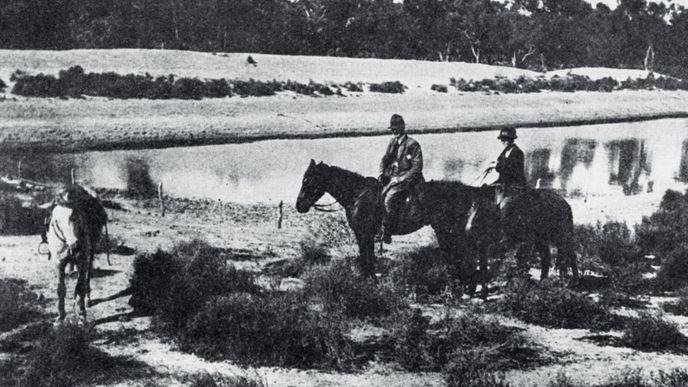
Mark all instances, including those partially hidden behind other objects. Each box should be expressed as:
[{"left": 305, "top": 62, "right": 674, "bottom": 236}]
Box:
[{"left": 105, "top": 221, "right": 111, "bottom": 266}]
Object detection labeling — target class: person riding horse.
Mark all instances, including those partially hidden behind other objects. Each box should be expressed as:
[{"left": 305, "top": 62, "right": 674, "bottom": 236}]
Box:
[
  {"left": 376, "top": 114, "right": 424, "bottom": 244},
  {"left": 488, "top": 126, "right": 528, "bottom": 210}
]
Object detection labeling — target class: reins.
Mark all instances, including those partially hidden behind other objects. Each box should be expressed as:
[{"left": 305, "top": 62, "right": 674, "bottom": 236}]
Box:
[{"left": 313, "top": 201, "right": 341, "bottom": 212}]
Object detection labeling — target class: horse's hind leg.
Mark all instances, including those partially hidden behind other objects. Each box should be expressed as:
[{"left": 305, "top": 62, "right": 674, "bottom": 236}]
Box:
[
  {"left": 56, "top": 259, "right": 68, "bottom": 322},
  {"left": 75, "top": 257, "right": 89, "bottom": 320},
  {"left": 537, "top": 242, "right": 551, "bottom": 280}
]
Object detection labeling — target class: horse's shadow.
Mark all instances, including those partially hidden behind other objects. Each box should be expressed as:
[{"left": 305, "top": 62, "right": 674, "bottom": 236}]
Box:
[{"left": 68, "top": 268, "right": 120, "bottom": 279}]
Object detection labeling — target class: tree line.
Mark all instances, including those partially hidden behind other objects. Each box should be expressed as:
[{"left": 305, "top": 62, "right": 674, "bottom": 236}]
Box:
[{"left": 1, "top": 0, "right": 687, "bottom": 76}]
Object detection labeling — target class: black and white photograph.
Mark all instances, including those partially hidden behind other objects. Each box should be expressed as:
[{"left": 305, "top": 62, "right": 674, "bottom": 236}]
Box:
[{"left": 3, "top": 0, "right": 688, "bottom": 385}]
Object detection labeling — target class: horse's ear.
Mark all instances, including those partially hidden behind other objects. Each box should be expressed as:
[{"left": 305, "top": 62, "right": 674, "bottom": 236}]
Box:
[
  {"left": 309, "top": 159, "right": 315, "bottom": 166},
  {"left": 318, "top": 160, "right": 324, "bottom": 165}
]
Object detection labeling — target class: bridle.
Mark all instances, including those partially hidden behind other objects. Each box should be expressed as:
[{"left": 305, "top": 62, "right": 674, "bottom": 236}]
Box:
[{"left": 313, "top": 200, "right": 341, "bottom": 212}]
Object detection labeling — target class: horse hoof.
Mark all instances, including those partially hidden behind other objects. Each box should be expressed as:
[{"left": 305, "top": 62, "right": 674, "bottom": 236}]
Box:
[{"left": 53, "top": 317, "right": 65, "bottom": 327}]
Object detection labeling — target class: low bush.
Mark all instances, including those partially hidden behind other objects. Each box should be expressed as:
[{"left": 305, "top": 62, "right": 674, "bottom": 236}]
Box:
[
  {"left": 232, "top": 78, "right": 280, "bottom": 97},
  {"left": 0, "top": 279, "right": 43, "bottom": 332},
  {"left": 657, "top": 245, "right": 688, "bottom": 291},
  {"left": 369, "top": 80, "right": 406, "bottom": 93},
  {"left": 498, "top": 279, "right": 617, "bottom": 330},
  {"left": 547, "top": 368, "right": 688, "bottom": 387},
  {"left": 300, "top": 238, "right": 330, "bottom": 266},
  {"left": 344, "top": 81, "right": 363, "bottom": 92},
  {"left": 621, "top": 312, "right": 687, "bottom": 352},
  {"left": 391, "top": 308, "right": 547, "bottom": 375},
  {"left": 392, "top": 308, "right": 432, "bottom": 371},
  {"left": 662, "top": 296, "right": 688, "bottom": 316},
  {"left": 304, "top": 259, "right": 406, "bottom": 320},
  {"left": 431, "top": 84, "right": 448, "bottom": 92},
  {"left": 444, "top": 349, "right": 511, "bottom": 387},
  {"left": 0, "top": 194, "right": 47, "bottom": 235},
  {"left": 0, "top": 78, "right": 6, "bottom": 92},
  {"left": 20, "top": 322, "right": 150, "bottom": 386},
  {"left": 181, "top": 292, "right": 353, "bottom": 369},
  {"left": 389, "top": 246, "right": 453, "bottom": 300},
  {"left": 189, "top": 372, "right": 266, "bottom": 387},
  {"left": 129, "top": 239, "right": 260, "bottom": 327}
]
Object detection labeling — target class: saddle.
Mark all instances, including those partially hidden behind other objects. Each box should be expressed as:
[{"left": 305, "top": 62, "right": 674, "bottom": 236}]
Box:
[{"left": 377, "top": 182, "right": 425, "bottom": 234}]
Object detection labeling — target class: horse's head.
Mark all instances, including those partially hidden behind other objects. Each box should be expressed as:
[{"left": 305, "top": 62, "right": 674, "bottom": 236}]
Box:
[{"left": 296, "top": 159, "right": 328, "bottom": 213}]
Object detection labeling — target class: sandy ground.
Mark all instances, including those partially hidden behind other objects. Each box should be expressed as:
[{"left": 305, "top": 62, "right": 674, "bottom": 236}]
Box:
[
  {"left": 0, "top": 49, "right": 685, "bottom": 153},
  {"left": 1, "top": 195, "right": 688, "bottom": 387}
]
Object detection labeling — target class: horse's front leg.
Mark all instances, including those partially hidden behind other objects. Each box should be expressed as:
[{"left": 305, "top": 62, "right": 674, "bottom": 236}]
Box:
[
  {"left": 357, "top": 236, "right": 376, "bottom": 278},
  {"left": 56, "top": 258, "right": 68, "bottom": 322}
]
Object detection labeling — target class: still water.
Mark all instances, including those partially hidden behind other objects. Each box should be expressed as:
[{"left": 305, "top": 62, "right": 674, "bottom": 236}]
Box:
[{"left": 5, "top": 118, "right": 688, "bottom": 213}]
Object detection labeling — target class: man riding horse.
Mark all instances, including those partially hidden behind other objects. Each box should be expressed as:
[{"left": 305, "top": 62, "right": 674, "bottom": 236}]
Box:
[{"left": 376, "top": 114, "right": 424, "bottom": 244}]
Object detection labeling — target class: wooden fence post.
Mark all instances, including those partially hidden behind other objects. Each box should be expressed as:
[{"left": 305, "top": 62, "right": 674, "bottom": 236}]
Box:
[
  {"left": 277, "top": 200, "right": 283, "bottom": 229},
  {"left": 158, "top": 182, "right": 165, "bottom": 217},
  {"left": 70, "top": 168, "right": 76, "bottom": 185},
  {"left": 17, "top": 160, "right": 22, "bottom": 179}
]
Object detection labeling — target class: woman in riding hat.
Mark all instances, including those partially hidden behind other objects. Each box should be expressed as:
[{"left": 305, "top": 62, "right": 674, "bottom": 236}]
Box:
[{"left": 491, "top": 126, "right": 527, "bottom": 187}]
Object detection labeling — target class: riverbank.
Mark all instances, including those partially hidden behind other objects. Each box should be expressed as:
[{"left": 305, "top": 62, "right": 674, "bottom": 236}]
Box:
[
  {"left": 2, "top": 89, "right": 688, "bottom": 153},
  {"left": 1, "top": 49, "right": 686, "bottom": 153}
]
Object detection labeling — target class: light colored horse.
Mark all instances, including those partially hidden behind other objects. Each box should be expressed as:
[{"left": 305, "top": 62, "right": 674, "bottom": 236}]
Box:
[{"left": 45, "top": 185, "right": 107, "bottom": 323}]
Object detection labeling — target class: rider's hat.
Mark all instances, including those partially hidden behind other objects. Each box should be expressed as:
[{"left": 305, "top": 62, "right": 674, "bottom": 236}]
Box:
[
  {"left": 497, "top": 126, "right": 517, "bottom": 140},
  {"left": 389, "top": 114, "right": 405, "bottom": 129}
]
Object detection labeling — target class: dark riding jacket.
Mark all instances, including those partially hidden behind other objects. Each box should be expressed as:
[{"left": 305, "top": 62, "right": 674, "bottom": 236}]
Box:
[
  {"left": 379, "top": 134, "right": 424, "bottom": 187},
  {"left": 495, "top": 143, "right": 527, "bottom": 186}
]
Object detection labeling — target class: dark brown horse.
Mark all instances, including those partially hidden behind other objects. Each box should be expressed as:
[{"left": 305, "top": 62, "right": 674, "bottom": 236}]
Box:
[
  {"left": 296, "top": 160, "right": 482, "bottom": 280},
  {"left": 466, "top": 186, "right": 579, "bottom": 283}
]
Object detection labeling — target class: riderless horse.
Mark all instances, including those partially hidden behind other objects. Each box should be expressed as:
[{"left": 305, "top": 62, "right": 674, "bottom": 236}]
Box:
[{"left": 44, "top": 184, "right": 107, "bottom": 323}]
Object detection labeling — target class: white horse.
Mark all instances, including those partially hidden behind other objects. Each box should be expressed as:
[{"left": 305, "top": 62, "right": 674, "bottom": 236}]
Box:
[{"left": 45, "top": 185, "right": 107, "bottom": 323}]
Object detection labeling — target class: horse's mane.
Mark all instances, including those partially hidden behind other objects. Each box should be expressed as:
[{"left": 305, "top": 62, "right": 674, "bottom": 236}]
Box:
[{"left": 322, "top": 164, "right": 371, "bottom": 184}]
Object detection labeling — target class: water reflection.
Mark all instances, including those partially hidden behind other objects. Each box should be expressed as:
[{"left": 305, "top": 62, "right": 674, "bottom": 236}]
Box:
[
  {"left": 605, "top": 140, "right": 651, "bottom": 195},
  {"left": 1, "top": 119, "right": 688, "bottom": 210},
  {"left": 527, "top": 148, "right": 555, "bottom": 188},
  {"left": 558, "top": 139, "right": 596, "bottom": 194}
]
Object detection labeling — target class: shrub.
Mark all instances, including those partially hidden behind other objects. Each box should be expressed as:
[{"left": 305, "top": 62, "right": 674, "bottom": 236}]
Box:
[
  {"left": 636, "top": 190, "right": 688, "bottom": 259},
  {"left": 0, "top": 279, "right": 43, "bottom": 332},
  {"left": 390, "top": 246, "right": 453, "bottom": 300},
  {"left": 231, "top": 78, "right": 281, "bottom": 97},
  {"left": 189, "top": 372, "right": 266, "bottom": 387},
  {"left": 621, "top": 312, "right": 686, "bottom": 351},
  {"left": 657, "top": 245, "right": 688, "bottom": 291},
  {"left": 182, "top": 292, "right": 353, "bottom": 369},
  {"left": 205, "top": 78, "right": 232, "bottom": 98},
  {"left": 392, "top": 308, "right": 432, "bottom": 371},
  {"left": 303, "top": 259, "right": 406, "bottom": 320},
  {"left": 173, "top": 77, "right": 208, "bottom": 99},
  {"left": 498, "top": 279, "right": 616, "bottom": 330},
  {"left": 369, "top": 80, "right": 406, "bottom": 93},
  {"left": 129, "top": 239, "right": 260, "bottom": 324},
  {"left": 20, "top": 322, "right": 149, "bottom": 386},
  {"left": 431, "top": 84, "right": 448, "bottom": 93},
  {"left": 344, "top": 82, "right": 363, "bottom": 92},
  {"left": 662, "top": 295, "right": 688, "bottom": 316},
  {"left": 299, "top": 238, "right": 330, "bottom": 266},
  {"left": 391, "top": 307, "right": 547, "bottom": 374},
  {"left": 0, "top": 194, "right": 48, "bottom": 235},
  {"left": 444, "top": 349, "right": 511, "bottom": 387},
  {"left": 0, "top": 78, "right": 6, "bottom": 92},
  {"left": 12, "top": 73, "right": 64, "bottom": 97},
  {"left": 128, "top": 249, "right": 184, "bottom": 315}
]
